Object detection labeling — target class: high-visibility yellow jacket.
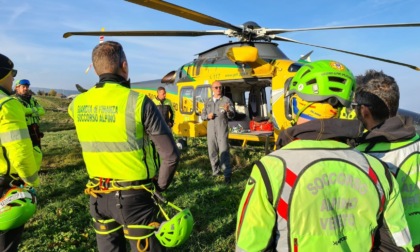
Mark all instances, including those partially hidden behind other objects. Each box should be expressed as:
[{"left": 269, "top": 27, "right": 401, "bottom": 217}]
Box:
[
  {"left": 68, "top": 82, "right": 160, "bottom": 181},
  {"left": 236, "top": 139, "right": 413, "bottom": 252},
  {"left": 15, "top": 95, "right": 45, "bottom": 125},
  {"left": 357, "top": 115, "right": 420, "bottom": 248},
  {"left": 0, "top": 89, "right": 39, "bottom": 186}
]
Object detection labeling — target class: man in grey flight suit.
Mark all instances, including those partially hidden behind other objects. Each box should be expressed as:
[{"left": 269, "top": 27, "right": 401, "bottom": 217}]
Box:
[{"left": 201, "top": 81, "right": 235, "bottom": 184}]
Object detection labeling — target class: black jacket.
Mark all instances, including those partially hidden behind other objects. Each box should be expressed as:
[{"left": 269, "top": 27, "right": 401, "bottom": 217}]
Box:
[{"left": 276, "top": 118, "right": 364, "bottom": 149}]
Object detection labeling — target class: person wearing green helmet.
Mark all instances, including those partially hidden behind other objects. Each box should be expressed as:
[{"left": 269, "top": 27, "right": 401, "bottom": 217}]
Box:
[
  {"left": 0, "top": 53, "right": 39, "bottom": 252},
  {"left": 235, "top": 60, "right": 413, "bottom": 251}
]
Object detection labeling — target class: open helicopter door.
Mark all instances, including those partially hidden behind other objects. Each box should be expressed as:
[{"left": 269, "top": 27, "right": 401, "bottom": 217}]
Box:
[{"left": 248, "top": 86, "right": 269, "bottom": 120}]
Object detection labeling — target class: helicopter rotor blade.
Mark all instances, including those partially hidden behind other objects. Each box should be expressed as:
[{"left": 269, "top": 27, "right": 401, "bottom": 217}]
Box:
[
  {"left": 75, "top": 84, "right": 88, "bottom": 93},
  {"left": 298, "top": 50, "right": 313, "bottom": 62},
  {"left": 125, "top": 0, "right": 242, "bottom": 32},
  {"left": 266, "top": 22, "right": 420, "bottom": 35},
  {"left": 64, "top": 30, "right": 227, "bottom": 38},
  {"left": 272, "top": 36, "right": 420, "bottom": 71}
]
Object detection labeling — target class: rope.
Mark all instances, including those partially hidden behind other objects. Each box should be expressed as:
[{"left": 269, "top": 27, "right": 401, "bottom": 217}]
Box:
[
  {"left": 134, "top": 222, "right": 161, "bottom": 252},
  {"left": 84, "top": 179, "right": 153, "bottom": 198}
]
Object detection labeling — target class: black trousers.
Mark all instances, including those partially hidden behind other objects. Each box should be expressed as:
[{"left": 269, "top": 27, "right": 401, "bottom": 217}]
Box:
[
  {"left": 28, "top": 123, "right": 43, "bottom": 149},
  {"left": 89, "top": 189, "right": 166, "bottom": 252},
  {"left": 0, "top": 186, "right": 24, "bottom": 252},
  {"left": 0, "top": 226, "right": 24, "bottom": 252}
]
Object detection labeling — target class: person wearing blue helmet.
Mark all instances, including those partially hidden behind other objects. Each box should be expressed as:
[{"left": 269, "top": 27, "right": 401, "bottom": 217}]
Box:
[{"left": 14, "top": 79, "right": 45, "bottom": 170}]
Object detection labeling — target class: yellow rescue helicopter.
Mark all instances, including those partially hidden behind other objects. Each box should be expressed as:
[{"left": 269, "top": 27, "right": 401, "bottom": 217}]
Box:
[{"left": 64, "top": 0, "right": 420, "bottom": 151}]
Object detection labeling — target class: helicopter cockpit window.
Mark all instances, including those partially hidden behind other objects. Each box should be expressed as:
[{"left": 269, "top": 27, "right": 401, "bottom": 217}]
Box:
[
  {"left": 180, "top": 87, "right": 194, "bottom": 114},
  {"left": 288, "top": 63, "right": 303, "bottom": 72}
]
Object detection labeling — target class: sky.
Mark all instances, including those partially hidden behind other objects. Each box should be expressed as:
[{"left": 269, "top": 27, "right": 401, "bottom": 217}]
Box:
[{"left": 1, "top": 0, "right": 420, "bottom": 112}]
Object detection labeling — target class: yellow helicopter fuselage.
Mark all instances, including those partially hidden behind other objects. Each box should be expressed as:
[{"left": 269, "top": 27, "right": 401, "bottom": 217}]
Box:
[{"left": 132, "top": 41, "right": 302, "bottom": 149}]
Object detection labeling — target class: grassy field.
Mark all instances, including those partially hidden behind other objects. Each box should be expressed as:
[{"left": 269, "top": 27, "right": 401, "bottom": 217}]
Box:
[{"left": 19, "top": 96, "right": 267, "bottom": 252}]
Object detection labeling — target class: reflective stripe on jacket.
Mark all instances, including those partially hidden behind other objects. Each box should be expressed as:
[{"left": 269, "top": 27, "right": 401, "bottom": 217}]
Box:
[
  {"left": 68, "top": 82, "right": 157, "bottom": 180},
  {"left": 357, "top": 134, "right": 420, "bottom": 247},
  {"left": 0, "top": 91, "right": 39, "bottom": 186},
  {"left": 236, "top": 139, "right": 412, "bottom": 251}
]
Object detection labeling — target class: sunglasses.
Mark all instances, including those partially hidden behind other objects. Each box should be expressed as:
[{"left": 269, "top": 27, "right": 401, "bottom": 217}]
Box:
[
  {"left": 213, "top": 86, "right": 222, "bottom": 89},
  {"left": 0, "top": 68, "right": 17, "bottom": 77},
  {"left": 350, "top": 102, "right": 370, "bottom": 110}
]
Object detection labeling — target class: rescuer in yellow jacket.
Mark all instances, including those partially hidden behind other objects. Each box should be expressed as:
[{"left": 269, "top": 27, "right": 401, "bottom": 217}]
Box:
[
  {"left": 0, "top": 53, "right": 39, "bottom": 251},
  {"left": 236, "top": 60, "right": 413, "bottom": 251},
  {"left": 354, "top": 70, "right": 420, "bottom": 251},
  {"left": 68, "top": 41, "right": 180, "bottom": 252},
  {"left": 153, "top": 86, "right": 175, "bottom": 129},
  {"left": 14, "top": 79, "right": 45, "bottom": 170}
]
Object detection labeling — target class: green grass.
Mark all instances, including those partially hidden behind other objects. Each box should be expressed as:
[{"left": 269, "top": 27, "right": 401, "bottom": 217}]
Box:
[{"left": 19, "top": 96, "right": 267, "bottom": 251}]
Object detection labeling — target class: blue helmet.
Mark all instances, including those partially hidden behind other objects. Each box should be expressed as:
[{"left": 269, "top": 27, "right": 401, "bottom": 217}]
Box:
[{"left": 16, "top": 79, "right": 30, "bottom": 86}]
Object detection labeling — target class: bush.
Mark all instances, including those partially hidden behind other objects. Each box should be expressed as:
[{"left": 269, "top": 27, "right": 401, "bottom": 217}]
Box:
[{"left": 48, "top": 89, "right": 57, "bottom": 96}]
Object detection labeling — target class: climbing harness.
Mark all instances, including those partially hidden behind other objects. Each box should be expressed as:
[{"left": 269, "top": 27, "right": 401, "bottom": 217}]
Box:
[{"left": 86, "top": 178, "right": 193, "bottom": 251}]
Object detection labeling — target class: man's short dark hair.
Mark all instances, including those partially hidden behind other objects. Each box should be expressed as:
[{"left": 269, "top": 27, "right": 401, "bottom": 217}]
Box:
[
  {"left": 355, "top": 70, "right": 399, "bottom": 121},
  {"left": 157, "top": 86, "right": 166, "bottom": 92}
]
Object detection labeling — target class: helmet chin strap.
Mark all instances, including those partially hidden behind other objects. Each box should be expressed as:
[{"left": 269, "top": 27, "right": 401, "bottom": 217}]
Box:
[{"left": 290, "top": 100, "right": 314, "bottom": 126}]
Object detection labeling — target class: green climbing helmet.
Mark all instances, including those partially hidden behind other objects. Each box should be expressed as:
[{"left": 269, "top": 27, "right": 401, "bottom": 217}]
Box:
[
  {"left": 155, "top": 207, "right": 194, "bottom": 247},
  {"left": 287, "top": 60, "right": 355, "bottom": 107},
  {"left": 0, "top": 187, "right": 36, "bottom": 231}
]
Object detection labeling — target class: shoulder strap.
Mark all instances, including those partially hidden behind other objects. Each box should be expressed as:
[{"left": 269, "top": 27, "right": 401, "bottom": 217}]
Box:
[
  {"left": 365, "top": 154, "right": 394, "bottom": 195},
  {"left": 379, "top": 159, "right": 394, "bottom": 194},
  {"left": 254, "top": 160, "right": 273, "bottom": 204}
]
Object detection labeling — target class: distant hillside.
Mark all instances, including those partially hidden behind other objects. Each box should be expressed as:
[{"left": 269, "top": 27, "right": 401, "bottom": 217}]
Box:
[{"left": 30, "top": 87, "right": 79, "bottom": 97}]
